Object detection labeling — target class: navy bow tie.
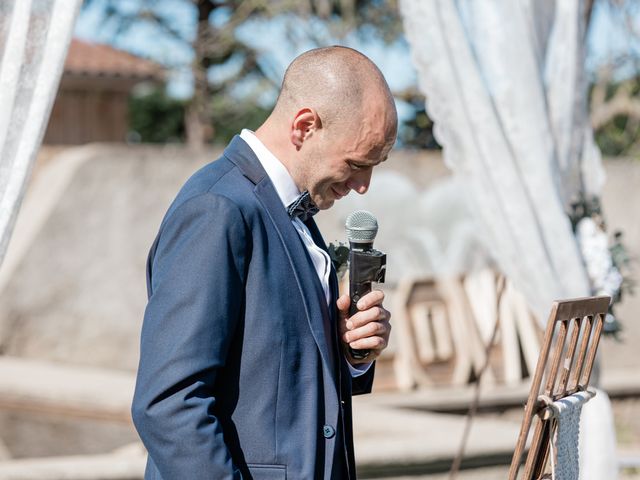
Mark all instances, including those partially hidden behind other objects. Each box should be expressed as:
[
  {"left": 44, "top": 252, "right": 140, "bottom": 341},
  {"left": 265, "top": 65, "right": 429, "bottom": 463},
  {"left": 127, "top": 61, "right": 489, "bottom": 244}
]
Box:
[{"left": 287, "top": 191, "right": 319, "bottom": 222}]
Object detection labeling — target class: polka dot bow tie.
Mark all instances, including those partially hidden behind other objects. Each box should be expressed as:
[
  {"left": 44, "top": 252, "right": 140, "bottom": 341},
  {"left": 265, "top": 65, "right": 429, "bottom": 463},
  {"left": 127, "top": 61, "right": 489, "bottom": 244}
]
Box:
[{"left": 286, "top": 191, "right": 319, "bottom": 222}]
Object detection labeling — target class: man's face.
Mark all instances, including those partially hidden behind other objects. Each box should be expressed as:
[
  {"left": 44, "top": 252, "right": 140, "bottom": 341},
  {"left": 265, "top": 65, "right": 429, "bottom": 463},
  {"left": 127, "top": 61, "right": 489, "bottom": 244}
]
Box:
[{"left": 300, "top": 106, "right": 396, "bottom": 210}]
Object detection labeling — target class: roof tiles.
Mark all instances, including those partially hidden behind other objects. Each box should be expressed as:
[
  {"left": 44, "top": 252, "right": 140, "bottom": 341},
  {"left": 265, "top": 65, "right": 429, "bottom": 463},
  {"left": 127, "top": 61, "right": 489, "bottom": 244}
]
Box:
[{"left": 64, "top": 39, "right": 164, "bottom": 80}]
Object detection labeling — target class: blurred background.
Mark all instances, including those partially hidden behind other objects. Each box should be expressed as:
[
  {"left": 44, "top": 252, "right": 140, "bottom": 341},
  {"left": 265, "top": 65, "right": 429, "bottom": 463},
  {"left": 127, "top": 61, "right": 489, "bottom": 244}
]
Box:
[{"left": 0, "top": 0, "right": 639, "bottom": 478}]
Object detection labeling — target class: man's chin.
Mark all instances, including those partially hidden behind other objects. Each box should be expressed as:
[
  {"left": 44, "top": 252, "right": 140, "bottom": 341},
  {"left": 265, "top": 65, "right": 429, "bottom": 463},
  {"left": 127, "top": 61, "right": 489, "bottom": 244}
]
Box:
[{"left": 314, "top": 197, "right": 335, "bottom": 210}]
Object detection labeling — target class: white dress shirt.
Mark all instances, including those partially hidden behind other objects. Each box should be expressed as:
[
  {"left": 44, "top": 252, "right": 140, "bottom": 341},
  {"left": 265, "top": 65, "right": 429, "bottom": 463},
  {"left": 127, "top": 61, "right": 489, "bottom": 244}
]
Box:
[
  {"left": 240, "top": 129, "right": 331, "bottom": 305},
  {"left": 239, "top": 130, "right": 370, "bottom": 376}
]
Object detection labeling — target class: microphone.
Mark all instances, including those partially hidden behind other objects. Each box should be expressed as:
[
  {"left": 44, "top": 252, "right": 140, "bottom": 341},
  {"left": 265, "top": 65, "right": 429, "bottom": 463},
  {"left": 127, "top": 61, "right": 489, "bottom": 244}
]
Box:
[{"left": 345, "top": 211, "right": 387, "bottom": 360}]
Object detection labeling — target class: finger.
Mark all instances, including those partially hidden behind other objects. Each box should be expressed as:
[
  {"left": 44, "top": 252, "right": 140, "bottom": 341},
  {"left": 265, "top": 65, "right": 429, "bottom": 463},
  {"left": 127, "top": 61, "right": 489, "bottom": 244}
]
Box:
[
  {"left": 348, "top": 334, "right": 387, "bottom": 351},
  {"left": 355, "top": 289, "right": 385, "bottom": 311},
  {"left": 347, "top": 306, "right": 389, "bottom": 330},
  {"left": 336, "top": 294, "right": 350, "bottom": 315},
  {"left": 343, "top": 320, "right": 389, "bottom": 344}
]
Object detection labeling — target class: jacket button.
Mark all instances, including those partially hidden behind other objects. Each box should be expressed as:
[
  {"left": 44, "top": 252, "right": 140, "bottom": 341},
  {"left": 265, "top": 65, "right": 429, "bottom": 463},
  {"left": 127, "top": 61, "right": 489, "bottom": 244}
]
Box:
[{"left": 322, "top": 425, "right": 335, "bottom": 439}]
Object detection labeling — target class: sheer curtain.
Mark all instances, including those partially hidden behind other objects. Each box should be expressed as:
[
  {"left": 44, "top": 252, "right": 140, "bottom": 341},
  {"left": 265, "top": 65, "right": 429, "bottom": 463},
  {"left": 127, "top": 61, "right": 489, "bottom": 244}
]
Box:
[
  {"left": 0, "top": 0, "right": 81, "bottom": 266},
  {"left": 399, "top": 0, "right": 603, "bottom": 321},
  {"left": 399, "top": 1, "right": 616, "bottom": 478}
]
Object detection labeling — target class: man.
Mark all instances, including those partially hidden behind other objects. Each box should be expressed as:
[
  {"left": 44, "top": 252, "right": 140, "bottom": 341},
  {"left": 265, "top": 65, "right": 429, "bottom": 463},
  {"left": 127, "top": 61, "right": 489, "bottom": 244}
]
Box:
[{"left": 132, "top": 46, "right": 398, "bottom": 479}]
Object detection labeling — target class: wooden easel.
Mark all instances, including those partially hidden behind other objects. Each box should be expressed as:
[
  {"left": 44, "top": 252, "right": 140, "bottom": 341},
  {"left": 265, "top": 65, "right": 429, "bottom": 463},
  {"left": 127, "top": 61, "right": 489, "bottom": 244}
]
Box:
[{"left": 508, "top": 296, "right": 610, "bottom": 480}]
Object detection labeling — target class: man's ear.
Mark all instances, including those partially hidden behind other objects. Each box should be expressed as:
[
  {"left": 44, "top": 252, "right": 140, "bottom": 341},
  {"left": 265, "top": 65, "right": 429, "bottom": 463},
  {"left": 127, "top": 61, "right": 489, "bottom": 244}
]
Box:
[{"left": 290, "top": 108, "right": 321, "bottom": 149}]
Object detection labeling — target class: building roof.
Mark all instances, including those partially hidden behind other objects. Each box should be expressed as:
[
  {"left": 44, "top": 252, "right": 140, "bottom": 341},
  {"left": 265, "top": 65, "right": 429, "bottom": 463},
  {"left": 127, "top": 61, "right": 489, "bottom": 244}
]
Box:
[{"left": 64, "top": 39, "right": 164, "bottom": 81}]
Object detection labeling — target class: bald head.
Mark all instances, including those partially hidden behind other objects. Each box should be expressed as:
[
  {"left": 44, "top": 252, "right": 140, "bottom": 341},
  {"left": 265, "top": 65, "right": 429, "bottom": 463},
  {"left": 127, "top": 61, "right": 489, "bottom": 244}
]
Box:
[
  {"left": 273, "top": 46, "right": 396, "bottom": 131},
  {"left": 255, "top": 47, "right": 397, "bottom": 210}
]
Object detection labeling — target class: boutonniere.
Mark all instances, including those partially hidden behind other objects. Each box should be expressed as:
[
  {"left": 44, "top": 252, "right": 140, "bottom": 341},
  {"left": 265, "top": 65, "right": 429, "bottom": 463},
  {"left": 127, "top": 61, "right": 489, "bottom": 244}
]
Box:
[{"left": 328, "top": 242, "right": 349, "bottom": 280}]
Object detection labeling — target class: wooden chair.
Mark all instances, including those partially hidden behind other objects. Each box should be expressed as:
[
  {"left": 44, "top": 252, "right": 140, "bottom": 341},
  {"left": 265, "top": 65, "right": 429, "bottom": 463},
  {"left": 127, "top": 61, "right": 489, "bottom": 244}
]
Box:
[{"left": 508, "top": 295, "right": 610, "bottom": 480}]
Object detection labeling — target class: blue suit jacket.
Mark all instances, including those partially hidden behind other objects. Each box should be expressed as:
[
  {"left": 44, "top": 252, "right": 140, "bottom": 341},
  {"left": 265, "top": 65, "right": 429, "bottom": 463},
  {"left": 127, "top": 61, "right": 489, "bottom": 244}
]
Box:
[{"left": 132, "top": 136, "right": 374, "bottom": 479}]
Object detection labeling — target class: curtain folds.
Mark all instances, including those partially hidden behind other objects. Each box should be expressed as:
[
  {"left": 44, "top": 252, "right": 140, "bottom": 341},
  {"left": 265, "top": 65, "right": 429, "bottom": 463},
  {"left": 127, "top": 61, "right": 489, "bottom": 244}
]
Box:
[
  {"left": 398, "top": 0, "right": 602, "bottom": 321},
  {"left": 0, "top": 0, "right": 81, "bottom": 266},
  {"left": 399, "top": 2, "right": 617, "bottom": 479}
]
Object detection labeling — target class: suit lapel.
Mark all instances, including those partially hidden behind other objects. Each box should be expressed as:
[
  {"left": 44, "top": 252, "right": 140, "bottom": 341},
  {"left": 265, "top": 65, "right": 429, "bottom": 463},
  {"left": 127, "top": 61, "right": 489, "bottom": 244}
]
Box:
[
  {"left": 304, "top": 217, "right": 340, "bottom": 316},
  {"left": 224, "top": 136, "right": 337, "bottom": 385},
  {"left": 306, "top": 217, "right": 354, "bottom": 385},
  {"left": 304, "top": 218, "right": 340, "bottom": 324},
  {"left": 305, "top": 218, "right": 343, "bottom": 375}
]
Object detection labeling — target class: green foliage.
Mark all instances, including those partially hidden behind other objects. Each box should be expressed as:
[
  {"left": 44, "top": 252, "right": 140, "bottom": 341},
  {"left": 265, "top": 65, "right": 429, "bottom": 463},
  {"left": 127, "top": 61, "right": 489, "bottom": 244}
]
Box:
[
  {"left": 328, "top": 242, "right": 349, "bottom": 279},
  {"left": 82, "top": 0, "right": 281, "bottom": 145},
  {"left": 398, "top": 92, "right": 441, "bottom": 149},
  {"left": 82, "top": 0, "right": 406, "bottom": 146},
  {"left": 592, "top": 76, "right": 640, "bottom": 158},
  {"left": 128, "top": 87, "right": 186, "bottom": 143},
  {"left": 595, "top": 114, "right": 640, "bottom": 157},
  {"left": 210, "top": 96, "right": 271, "bottom": 145},
  {"left": 302, "top": 0, "right": 403, "bottom": 43},
  {"left": 400, "top": 106, "right": 441, "bottom": 150},
  {"left": 127, "top": 85, "right": 272, "bottom": 145}
]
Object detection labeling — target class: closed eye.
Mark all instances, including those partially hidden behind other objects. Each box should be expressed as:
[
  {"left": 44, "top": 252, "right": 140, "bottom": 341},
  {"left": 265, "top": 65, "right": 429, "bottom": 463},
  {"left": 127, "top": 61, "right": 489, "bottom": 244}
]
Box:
[{"left": 348, "top": 161, "right": 367, "bottom": 171}]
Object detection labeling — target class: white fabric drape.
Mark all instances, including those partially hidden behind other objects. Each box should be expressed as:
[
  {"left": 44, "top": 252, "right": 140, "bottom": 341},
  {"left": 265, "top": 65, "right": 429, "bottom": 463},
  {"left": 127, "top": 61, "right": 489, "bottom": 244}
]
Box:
[
  {"left": 0, "top": 0, "right": 81, "bottom": 266},
  {"left": 399, "top": 2, "right": 616, "bottom": 479},
  {"left": 550, "top": 391, "right": 594, "bottom": 480},
  {"left": 399, "top": 0, "right": 603, "bottom": 321}
]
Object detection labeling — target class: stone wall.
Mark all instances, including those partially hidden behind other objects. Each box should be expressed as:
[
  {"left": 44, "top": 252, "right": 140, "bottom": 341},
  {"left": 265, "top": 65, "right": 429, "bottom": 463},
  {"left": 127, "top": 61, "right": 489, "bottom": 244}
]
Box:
[{"left": 0, "top": 145, "right": 637, "bottom": 374}]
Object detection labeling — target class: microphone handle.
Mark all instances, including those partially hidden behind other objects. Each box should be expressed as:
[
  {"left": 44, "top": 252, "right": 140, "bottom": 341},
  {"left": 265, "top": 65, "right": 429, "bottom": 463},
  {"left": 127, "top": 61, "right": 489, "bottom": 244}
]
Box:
[{"left": 348, "top": 280, "right": 372, "bottom": 359}]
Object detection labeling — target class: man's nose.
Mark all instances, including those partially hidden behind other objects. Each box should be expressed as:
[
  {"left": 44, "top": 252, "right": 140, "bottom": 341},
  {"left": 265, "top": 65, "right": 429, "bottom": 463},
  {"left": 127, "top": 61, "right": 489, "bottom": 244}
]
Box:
[{"left": 346, "top": 169, "right": 372, "bottom": 195}]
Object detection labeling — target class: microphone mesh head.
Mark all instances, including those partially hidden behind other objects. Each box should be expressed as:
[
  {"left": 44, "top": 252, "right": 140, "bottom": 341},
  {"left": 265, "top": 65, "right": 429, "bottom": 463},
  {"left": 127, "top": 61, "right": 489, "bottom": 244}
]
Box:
[{"left": 345, "top": 210, "right": 378, "bottom": 243}]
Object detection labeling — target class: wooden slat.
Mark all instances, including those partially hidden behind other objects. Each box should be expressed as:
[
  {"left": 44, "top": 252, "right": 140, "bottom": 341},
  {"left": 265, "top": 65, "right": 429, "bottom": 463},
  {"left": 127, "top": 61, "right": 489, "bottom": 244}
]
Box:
[
  {"left": 508, "top": 301, "right": 559, "bottom": 480},
  {"left": 543, "top": 319, "right": 568, "bottom": 396},
  {"left": 521, "top": 419, "right": 546, "bottom": 479},
  {"left": 532, "top": 422, "right": 553, "bottom": 479},
  {"left": 556, "top": 318, "right": 582, "bottom": 397},
  {"left": 568, "top": 315, "right": 594, "bottom": 392},
  {"left": 580, "top": 313, "right": 605, "bottom": 388},
  {"left": 555, "top": 296, "right": 610, "bottom": 320}
]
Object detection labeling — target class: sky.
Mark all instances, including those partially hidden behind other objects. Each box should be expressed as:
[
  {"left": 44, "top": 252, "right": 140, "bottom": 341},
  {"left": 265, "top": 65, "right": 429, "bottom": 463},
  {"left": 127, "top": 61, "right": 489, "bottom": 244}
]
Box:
[
  {"left": 73, "top": 3, "right": 417, "bottom": 93},
  {"left": 74, "top": 2, "right": 419, "bottom": 120},
  {"left": 74, "top": 0, "right": 639, "bottom": 122},
  {"left": 586, "top": 0, "right": 640, "bottom": 77}
]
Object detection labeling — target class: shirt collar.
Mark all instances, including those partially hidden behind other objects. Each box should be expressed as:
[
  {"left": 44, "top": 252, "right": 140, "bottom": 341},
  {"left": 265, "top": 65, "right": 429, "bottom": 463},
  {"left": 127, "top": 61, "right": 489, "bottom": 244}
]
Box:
[{"left": 240, "top": 129, "right": 301, "bottom": 208}]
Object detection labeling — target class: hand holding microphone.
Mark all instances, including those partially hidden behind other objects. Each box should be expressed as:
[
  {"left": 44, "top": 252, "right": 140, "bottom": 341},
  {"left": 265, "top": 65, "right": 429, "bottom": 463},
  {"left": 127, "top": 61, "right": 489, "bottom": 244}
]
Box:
[{"left": 338, "top": 211, "right": 391, "bottom": 363}]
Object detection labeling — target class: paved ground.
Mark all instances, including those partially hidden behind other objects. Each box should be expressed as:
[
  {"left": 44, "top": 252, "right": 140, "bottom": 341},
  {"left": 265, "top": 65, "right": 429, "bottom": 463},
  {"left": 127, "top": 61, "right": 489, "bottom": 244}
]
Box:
[
  {"left": 381, "top": 466, "right": 640, "bottom": 479},
  {"left": 353, "top": 396, "right": 519, "bottom": 476},
  {"left": 354, "top": 391, "right": 640, "bottom": 478},
  {"left": 1, "top": 356, "right": 640, "bottom": 478}
]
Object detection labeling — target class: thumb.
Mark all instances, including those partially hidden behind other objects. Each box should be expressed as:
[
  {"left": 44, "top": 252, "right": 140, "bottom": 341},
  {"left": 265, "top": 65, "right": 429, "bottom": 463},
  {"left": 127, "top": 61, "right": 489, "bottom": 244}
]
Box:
[{"left": 336, "top": 294, "right": 350, "bottom": 316}]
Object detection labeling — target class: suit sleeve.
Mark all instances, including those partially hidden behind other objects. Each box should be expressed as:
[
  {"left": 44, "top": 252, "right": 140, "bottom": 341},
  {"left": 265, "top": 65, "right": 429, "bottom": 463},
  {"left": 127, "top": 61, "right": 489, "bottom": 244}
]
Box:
[
  {"left": 132, "top": 193, "right": 248, "bottom": 480},
  {"left": 351, "top": 362, "right": 375, "bottom": 395}
]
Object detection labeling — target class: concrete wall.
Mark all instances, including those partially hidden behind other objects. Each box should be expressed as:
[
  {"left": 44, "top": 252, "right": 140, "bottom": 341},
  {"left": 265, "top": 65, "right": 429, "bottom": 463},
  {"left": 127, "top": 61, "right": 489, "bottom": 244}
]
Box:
[
  {"left": 598, "top": 158, "right": 640, "bottom": 370},
  {"left": 0, "top": 145, "right": 637, "bottom": 375}
]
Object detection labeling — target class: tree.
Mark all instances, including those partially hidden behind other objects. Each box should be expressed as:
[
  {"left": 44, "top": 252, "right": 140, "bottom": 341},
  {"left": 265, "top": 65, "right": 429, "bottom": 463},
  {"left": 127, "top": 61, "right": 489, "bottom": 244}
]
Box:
[
  {"left": 81, "top": 0, "right": 404, "bottom": 149},
  {"left": 291, "top": 0, "right": 402, "bottom": 42},
  {"left": 588, "top": 0, "right": 640, "bottom": 157},
  {"left": 128, "top": 84, "right": 272, "bottom": 145},
  {"left": 591, "top": 75, "right": 640, "bottom": 156},
  {"left": 129, "top": 86, "right": 186, "bottom": 143},
  {"left": 82, "top": 0, "right": 286, "bottom": 148}
]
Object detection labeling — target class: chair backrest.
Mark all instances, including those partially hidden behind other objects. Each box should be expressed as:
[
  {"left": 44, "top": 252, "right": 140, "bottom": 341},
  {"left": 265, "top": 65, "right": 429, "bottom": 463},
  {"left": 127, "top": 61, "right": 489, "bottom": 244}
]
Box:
[{"left": 508, "top": 295, "right": 610, "bottom": 480}]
